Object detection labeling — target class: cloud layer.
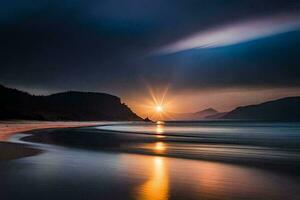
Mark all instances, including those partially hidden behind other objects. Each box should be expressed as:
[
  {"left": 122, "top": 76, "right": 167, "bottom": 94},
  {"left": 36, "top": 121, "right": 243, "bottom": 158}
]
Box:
[
  {"left": 0, "top": 0, "right": 300, "bottom": 113},
  {"left": 158, "top": 14, "right": 300, "bottom": 54}
]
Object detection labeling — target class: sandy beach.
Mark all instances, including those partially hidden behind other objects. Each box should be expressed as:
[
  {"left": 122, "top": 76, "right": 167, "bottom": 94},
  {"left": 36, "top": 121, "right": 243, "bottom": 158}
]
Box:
[
  {"left": 0, "top": 142, "right": 41, "bottom": 161},
  {"left": 0, "top": 121, "right": 106, "bottom": 161},
  {"left": 0, "top": 121, "right": 108, "bottom": 141}
]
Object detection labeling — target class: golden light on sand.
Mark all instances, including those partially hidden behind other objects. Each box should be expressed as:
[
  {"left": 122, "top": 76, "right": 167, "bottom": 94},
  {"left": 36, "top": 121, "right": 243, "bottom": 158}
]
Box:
[{"left": 135, "top": 156, "right": 169, "bottom": 200}]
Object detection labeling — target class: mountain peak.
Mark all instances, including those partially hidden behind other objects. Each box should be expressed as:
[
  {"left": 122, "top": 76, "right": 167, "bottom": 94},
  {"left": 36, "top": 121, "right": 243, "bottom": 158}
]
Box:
[
  {"left": 170, "top": 108, "right": 220, "bottom": 120},
  {"left": 195, "top": 108, "right": 218, "bottom": 114}
]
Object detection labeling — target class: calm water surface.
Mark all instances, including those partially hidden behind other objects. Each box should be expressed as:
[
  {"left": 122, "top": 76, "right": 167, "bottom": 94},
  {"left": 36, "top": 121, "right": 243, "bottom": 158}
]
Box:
[{"left": 2, "top": 121, "right": 300, "bottom": 200}]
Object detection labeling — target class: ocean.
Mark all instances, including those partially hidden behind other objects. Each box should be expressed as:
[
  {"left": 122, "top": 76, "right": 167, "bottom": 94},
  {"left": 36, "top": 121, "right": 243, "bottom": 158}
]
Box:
[{"left": 3, "top": 121, "right": 300, "bottom": 200}]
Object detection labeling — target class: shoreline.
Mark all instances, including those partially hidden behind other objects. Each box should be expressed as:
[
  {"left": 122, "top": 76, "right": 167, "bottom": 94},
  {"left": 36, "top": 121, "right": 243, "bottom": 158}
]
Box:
[
  {"left": 0, "top": 121, "right": 109, "bottom": 141},
  {"left": 0, "top": 142, "right": 41, "bottom": 161},
  {"left": 19, "top": 126, "right": 300, "bottom": 175},
  {"left": 2, "top": 121, "right": 300, "bottom": 175},
  {"left": 0, "top": 121, "right": 107, "bottom": 161}
]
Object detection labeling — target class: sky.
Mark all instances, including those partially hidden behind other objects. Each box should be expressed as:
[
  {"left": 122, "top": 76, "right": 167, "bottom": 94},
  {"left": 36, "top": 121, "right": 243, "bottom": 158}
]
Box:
[{"left": 1, "top": 0, "right": 300, "bottom": 117}]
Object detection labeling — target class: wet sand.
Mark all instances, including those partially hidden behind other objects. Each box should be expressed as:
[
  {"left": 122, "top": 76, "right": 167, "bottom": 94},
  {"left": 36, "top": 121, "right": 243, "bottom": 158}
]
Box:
[
  {"left": 0, "top": 142, "right": 41, "bottom": 161},
  {"left": 0, "top": 121, "right": 107, "bottom": 160},
  {"left": 0, "top": 121, "right": 107, "bottom": 141}
]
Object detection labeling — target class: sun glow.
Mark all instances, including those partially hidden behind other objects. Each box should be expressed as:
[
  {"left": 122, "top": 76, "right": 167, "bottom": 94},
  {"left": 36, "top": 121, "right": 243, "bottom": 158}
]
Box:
[
  {"left": 155, "top": 105, "right": 163, "bottom": 113},
  {"left": 137, "top": 85, "right": 175, "bottom": 121}
]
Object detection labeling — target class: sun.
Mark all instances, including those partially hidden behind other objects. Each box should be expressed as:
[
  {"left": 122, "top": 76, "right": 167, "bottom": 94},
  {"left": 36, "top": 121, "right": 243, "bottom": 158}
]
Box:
[
  {"left": 139, "top": 85, "right": 174, "bottom": 120},
  {"left": 155, "top": 105, "right": 163, "bottom": 113}
]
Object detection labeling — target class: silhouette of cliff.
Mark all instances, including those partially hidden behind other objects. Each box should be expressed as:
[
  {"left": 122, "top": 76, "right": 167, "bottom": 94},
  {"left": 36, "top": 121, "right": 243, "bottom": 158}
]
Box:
[{"left": 0, "top": 84, "right": 141, "bottom": 121}]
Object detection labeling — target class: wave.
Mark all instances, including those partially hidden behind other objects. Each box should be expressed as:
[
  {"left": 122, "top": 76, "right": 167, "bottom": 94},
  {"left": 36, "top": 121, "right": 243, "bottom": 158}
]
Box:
[{"left": 20, "top": 121, "right": 300, "bottom": 173}]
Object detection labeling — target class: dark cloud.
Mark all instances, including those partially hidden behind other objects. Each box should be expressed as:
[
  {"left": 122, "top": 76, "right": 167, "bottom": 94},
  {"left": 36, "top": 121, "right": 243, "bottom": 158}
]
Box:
[
  {"left": 148, "top": 30, "right": 300, "bottom": 90},
  {"left": 0, "top": 0, "right": 300, "bottom": 95}
]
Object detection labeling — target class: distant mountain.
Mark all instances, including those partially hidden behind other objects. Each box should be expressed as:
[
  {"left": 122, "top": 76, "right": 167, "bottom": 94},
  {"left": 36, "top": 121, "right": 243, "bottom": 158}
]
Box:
[
  {"left": 194, "top": 108, "right": 219, "bottom": 118},
  {"left": 222, "top": 96, "right": 300, "bottom": 121},
  {"left": 0, "top": 84, "right": 141, "bottom": 121},
  {"left": 205, "top": 112, "right": 228, "bottom": 119},
  {"left": 170, "top": 108, "right": 220, "bottom": 120}
]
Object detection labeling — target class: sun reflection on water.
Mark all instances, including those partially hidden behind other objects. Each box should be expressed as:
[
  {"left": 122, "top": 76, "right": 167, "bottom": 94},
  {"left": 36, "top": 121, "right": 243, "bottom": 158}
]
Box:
[
  {"left": 120, "top": 151, "right": 290, "bottom": 200},
  {"left": 135, "top": 157, "right": 169, "bottom": 200},
  {"left": 155, "top": 123, "right": 166, "bottom": 138},
  {"left": 156, "top": 125, "right": 164, "bottom": 134},
  {"left": 154, "top": 142, "right": 166, "bottom": 153}
]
